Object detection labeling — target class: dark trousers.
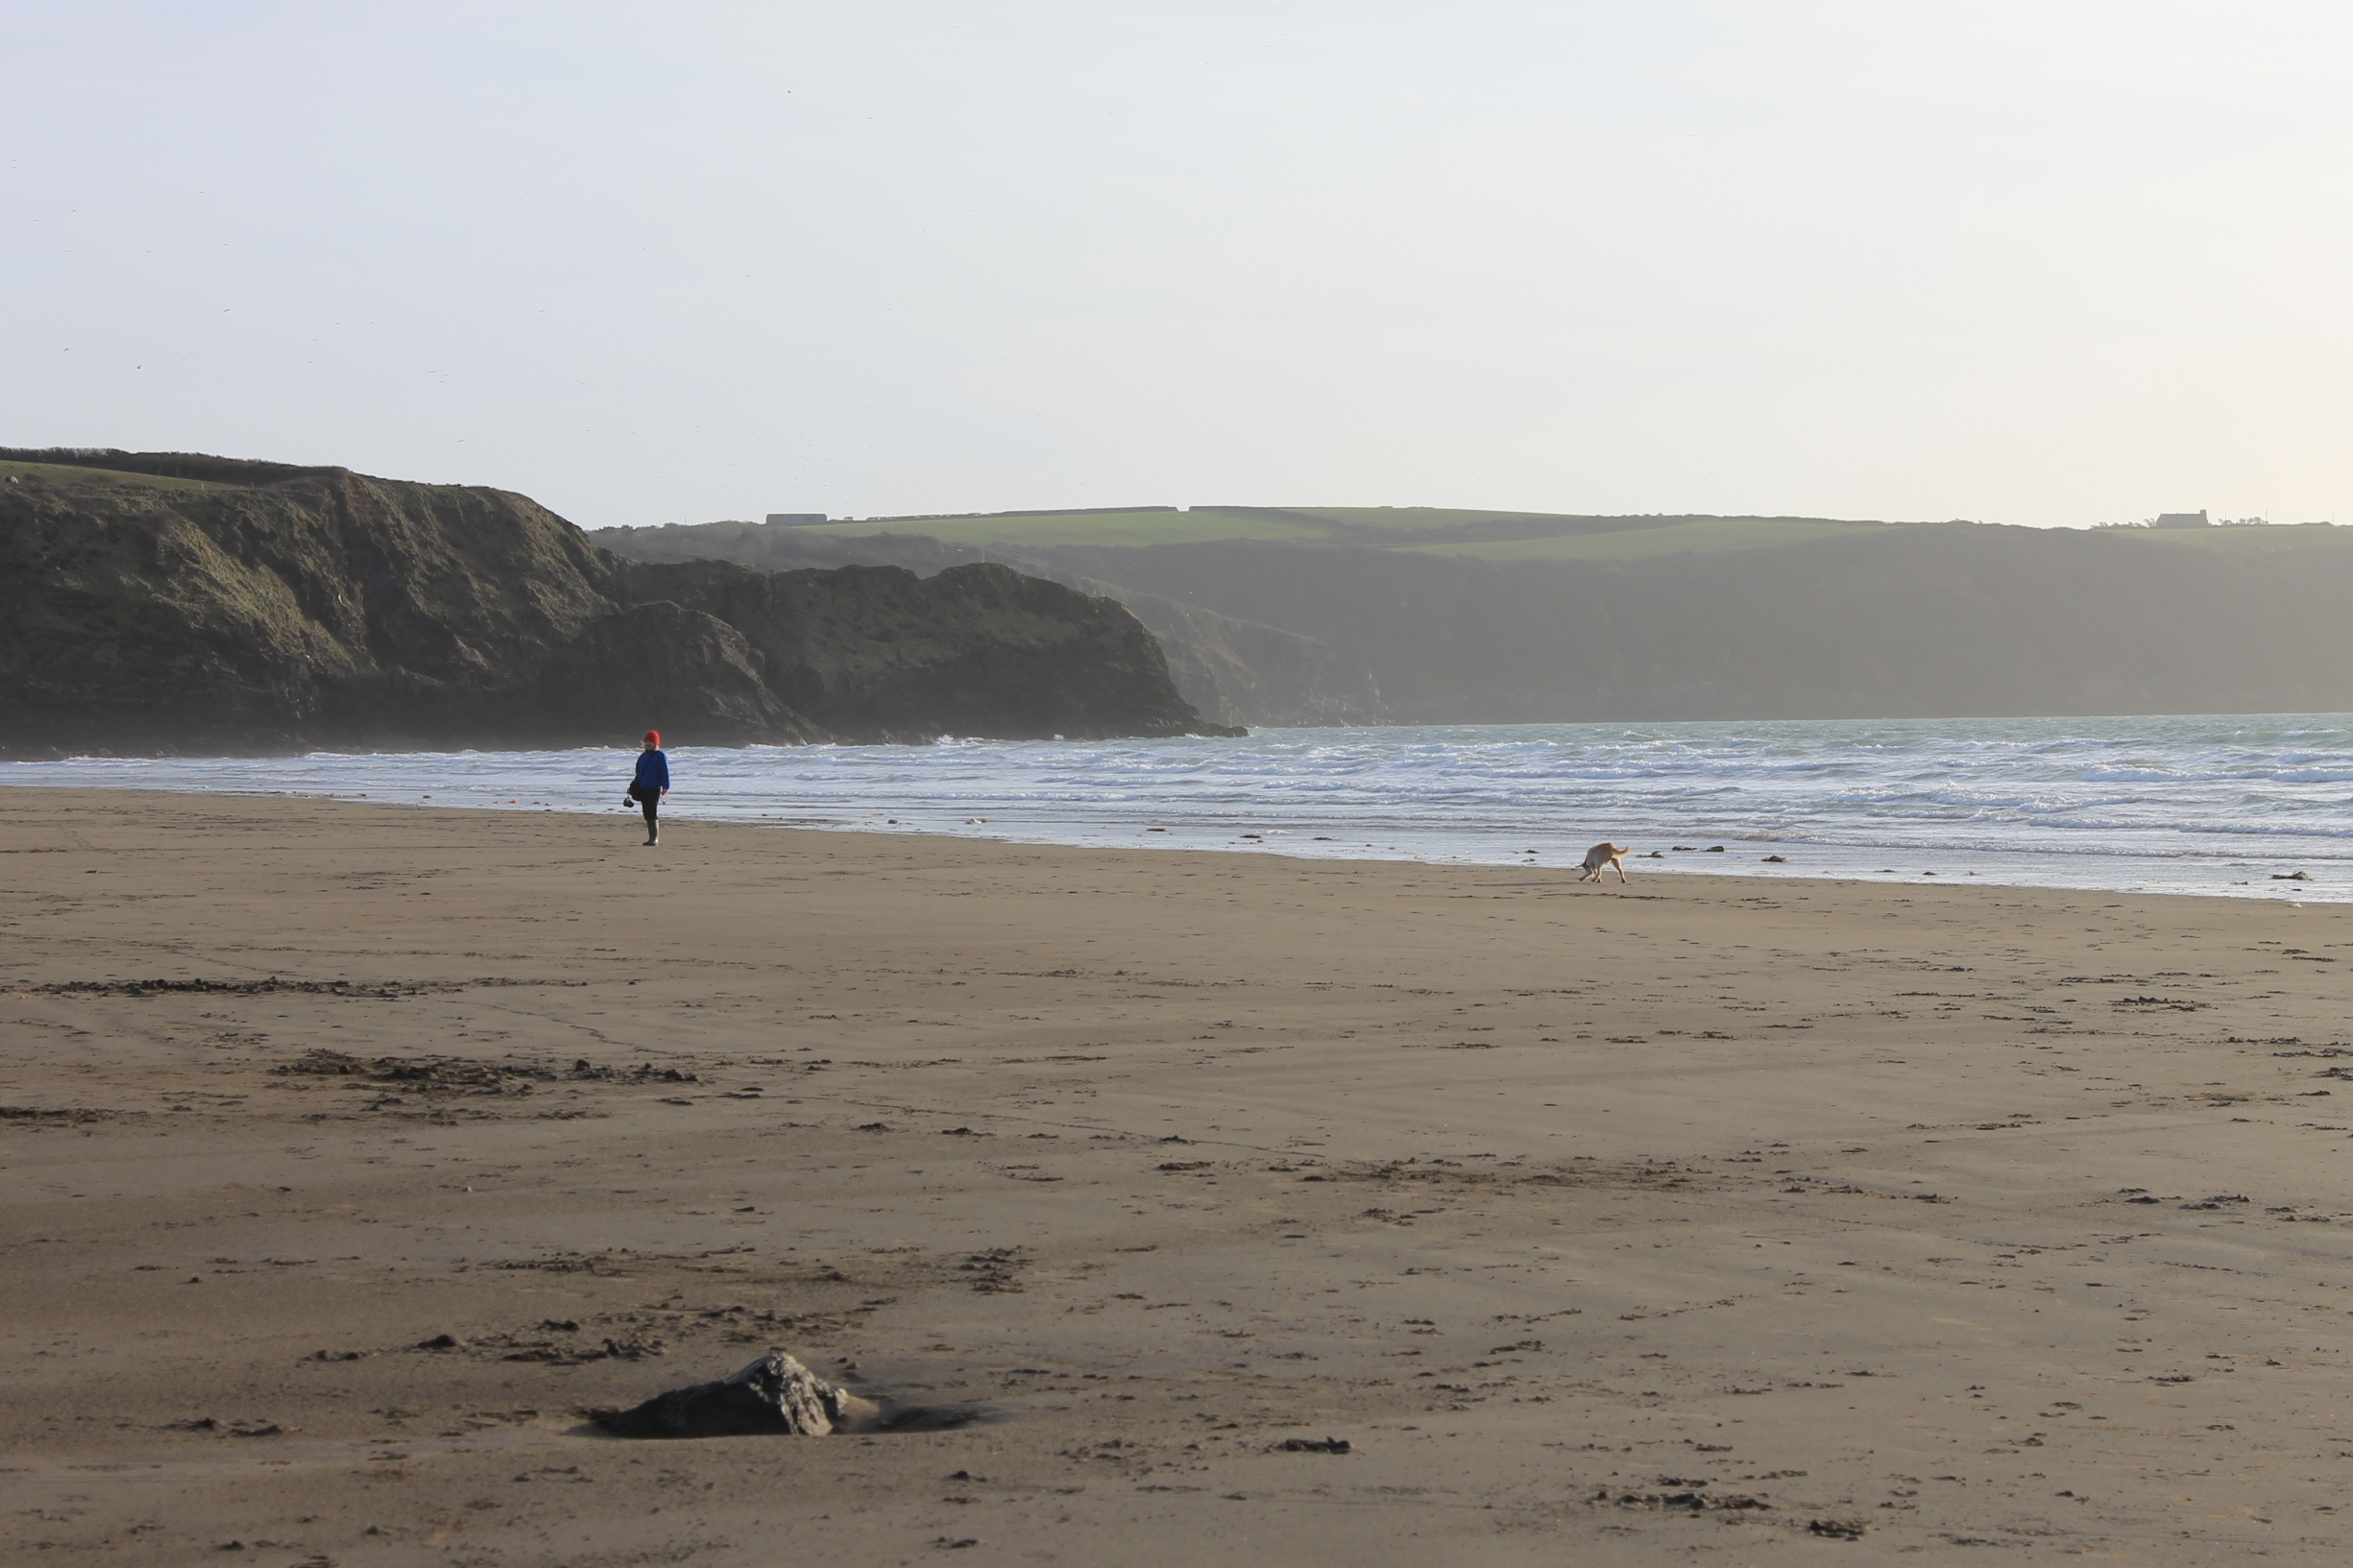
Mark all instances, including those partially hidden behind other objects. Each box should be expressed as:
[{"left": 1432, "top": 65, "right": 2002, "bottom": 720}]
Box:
[{"left": 635, "top": 788, "right": 661, "bottom": 830}]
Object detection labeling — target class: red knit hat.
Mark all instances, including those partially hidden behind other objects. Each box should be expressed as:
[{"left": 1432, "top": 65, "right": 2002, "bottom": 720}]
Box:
[{"left": 643, "top": 730, "right": 660, "bottom": 746}]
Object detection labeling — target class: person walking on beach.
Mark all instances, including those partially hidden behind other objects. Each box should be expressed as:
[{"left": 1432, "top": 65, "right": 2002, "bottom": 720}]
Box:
[{"left": 627, "top": 731, "right": 669, "bottom": 846}]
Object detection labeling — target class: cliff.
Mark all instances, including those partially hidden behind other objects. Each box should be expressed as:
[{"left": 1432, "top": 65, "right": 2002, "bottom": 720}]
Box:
[
  {"left": 591, "top": 520, "right": 1387, "bottom": 728},
  {"left": 615, "top": 556, "right": 1227, "bottom": 742},
  {"left": 0, "top": 450, "right": 1233, "bottom": 755},
  {"left": 1031, "top": 526, "right": 2353, "bottom": 721},
  {"left": 595, "top": 506, "right": 2353, "bottom": 724}
]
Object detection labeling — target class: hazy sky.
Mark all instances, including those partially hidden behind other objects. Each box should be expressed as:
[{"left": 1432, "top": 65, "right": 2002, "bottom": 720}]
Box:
[{"left": 7, "top": 3, "right": 2348, "bottom": 529}]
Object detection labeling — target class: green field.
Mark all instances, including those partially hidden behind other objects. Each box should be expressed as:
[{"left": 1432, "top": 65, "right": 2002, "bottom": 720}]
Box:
[
  {"left": 807, "top": 505, "right": 1899, "bottom": 555},
  {"left": 1400, "top": 517, "right": 1891, "bottom": 561},
  {"left": 805, "top": 505, "right": 2351, "bottom": 562},
  {"left": 809, "top": 508, "right": 1331, "bottom": 548},
  {"left": 2105, "top": 523, "right": 2350, "bottom": 553},
  {"left": 0, "top": 459, "right": 227, "bottom": 492},
  {"left": 1265, "top": 506, "right": 1608, "bottom": 535}
]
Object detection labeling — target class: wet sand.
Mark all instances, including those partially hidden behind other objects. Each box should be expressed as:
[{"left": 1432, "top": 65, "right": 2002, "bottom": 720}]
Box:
[{"left": 4, "top": 787, "right": 2351, "bottom": 1564}]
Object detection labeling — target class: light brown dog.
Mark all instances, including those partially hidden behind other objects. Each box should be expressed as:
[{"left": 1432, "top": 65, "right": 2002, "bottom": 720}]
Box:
[{"left": 1577, "top": 842, "right": 1631, "bottom": 883}]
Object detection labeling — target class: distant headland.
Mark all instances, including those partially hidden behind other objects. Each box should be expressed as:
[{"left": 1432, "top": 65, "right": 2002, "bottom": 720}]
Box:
[
  {"left": 595, "top": 504, "right": 2353, "bottom": 729},
  {"left": 0, "top": 450, "right": 1239, "bottom": 759}
]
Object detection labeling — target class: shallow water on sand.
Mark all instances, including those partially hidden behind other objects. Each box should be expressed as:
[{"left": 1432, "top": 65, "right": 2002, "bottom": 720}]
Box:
[{"left": 12, "top": 713, "right": 2352, "bottom": 901}]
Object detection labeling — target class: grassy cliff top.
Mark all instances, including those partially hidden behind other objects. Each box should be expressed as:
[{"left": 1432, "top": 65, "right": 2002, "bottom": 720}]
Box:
[
  {"left": 802, "top": 505, "right": 1904, "bottom": 554},
  {"left": 1397, "top": 517, "right": 1889, "bottom": 561},
  {"left": 0, "top": 458, "right": 230, "bottom": 494},
  {"left": 810, "top": 507, "right": 1331, "bottom": 547},
  {"left": 790, "top": 504, "right": 2346, "bottom": 559}
]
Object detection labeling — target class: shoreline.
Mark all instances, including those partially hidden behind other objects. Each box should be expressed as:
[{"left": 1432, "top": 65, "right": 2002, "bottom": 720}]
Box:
[
  {"left": 5, "top": 787, "right": 2352, "bottom": 1563},
  {"left": 3, "top": 769, "right": 2346, "bottom": 905}
]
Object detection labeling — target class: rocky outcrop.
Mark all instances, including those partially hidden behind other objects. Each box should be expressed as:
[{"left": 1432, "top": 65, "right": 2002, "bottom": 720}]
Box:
[
  {"left": 529, "top": 600, "right": 821, "bottom": 745},
  {"left": 0, "top": 450, "right": 1235, "bottom": 755},
  {"left": 592, "top": 1350, "right": 861, "bottom": 1438},
  {"left": 619, "top": 557, "right": 1220, "bottom": 741},
  {"left": 590, "top": 519, "right": 1387, "bottom": 728}
]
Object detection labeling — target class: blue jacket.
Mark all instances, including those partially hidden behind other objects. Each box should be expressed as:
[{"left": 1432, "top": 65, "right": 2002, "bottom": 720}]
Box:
[{"left": 633, "top": 749, "right": 670, "bottom": 791}]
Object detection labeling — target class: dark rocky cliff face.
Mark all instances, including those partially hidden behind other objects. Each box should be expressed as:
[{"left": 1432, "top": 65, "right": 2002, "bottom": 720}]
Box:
[
  {"left": 620, "top": 557, "right": 1218, "bottom": 741},
  {"left": 0, "top": 451, "right": 1233, "bottom": 755},
  {"left": 589, "top": 520, "right": 1388, "bottom": 728},
  {"left": 529, "top": 600, "right": 823, "bottom": 746}
]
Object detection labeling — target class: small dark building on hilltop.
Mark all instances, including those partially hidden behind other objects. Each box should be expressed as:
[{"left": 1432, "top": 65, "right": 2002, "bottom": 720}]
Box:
[{"left": 2150, "top": 510, "right": 2211, "bottom": 529}]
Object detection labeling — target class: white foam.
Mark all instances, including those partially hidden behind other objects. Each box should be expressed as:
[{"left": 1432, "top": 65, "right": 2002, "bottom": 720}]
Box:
[{"left": 10, "top": 713, "right": 2350, "bottom": 901}]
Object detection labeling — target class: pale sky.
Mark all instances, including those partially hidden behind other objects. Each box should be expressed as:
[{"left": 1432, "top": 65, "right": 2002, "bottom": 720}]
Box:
[{"left": 6, "top": 2, "right": 2348, "bottom": 529}]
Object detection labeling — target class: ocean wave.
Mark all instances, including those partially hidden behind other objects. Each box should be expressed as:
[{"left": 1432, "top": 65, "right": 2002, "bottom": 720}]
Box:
[{"left": 10, "top": 714, "right": 2353, "bottom": 901}]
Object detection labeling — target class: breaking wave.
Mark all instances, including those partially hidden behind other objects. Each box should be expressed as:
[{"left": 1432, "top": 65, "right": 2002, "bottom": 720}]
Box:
[{"left": 11, "top": 712, "right": 2350, "bottom": 902}]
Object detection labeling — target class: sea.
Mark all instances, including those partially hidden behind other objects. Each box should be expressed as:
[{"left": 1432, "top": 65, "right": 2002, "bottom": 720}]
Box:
[{"left": 10, "top": 714, "right": 2352, "bottom": 903}]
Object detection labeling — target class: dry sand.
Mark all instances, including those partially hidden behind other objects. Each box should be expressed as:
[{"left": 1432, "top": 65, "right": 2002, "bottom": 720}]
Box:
[{"left": 4, "top": 787, "right": 2352, "bottom": 1565}]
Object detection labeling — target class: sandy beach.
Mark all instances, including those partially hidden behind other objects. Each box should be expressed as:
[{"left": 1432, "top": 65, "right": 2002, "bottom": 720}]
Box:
[{"left": 4, "top": 786, "right": 2351, "bottom": 1565}]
